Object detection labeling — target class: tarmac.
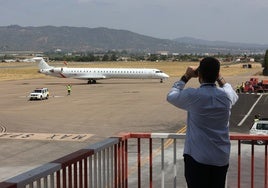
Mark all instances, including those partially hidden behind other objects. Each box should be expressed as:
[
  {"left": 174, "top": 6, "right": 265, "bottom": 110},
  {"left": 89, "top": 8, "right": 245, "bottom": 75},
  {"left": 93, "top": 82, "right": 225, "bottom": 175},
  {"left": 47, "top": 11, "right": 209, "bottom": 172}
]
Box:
[{"left": 0, "top": 75, "right": 267, "bottom": 181}]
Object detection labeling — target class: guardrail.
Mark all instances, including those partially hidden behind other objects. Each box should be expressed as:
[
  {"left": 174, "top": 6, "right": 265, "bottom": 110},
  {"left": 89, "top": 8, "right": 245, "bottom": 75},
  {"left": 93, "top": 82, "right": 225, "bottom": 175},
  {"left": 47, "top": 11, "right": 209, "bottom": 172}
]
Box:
[{"left": 0, "top": 133, "right": 268, "bottom": 188}]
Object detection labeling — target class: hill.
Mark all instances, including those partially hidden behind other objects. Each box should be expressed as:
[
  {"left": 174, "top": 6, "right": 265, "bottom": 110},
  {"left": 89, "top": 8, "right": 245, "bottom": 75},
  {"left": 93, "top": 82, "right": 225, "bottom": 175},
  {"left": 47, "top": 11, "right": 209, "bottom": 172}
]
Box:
[
  {"left": 0, "top": 25, "right": 181, "bottom": 53},
  {"left": 0, "top": 25, "right": 267, "bottom": 54}
]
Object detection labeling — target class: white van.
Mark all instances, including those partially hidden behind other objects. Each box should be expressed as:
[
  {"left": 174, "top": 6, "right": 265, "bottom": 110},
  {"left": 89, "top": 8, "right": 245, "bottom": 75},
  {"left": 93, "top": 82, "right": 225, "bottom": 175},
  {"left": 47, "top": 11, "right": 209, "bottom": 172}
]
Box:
[
  {"left": 28, "top": 88, "right": 49, "bottom": 100},
  {"left": 249, "top": 118, "right": 268, "bottom": 144}
]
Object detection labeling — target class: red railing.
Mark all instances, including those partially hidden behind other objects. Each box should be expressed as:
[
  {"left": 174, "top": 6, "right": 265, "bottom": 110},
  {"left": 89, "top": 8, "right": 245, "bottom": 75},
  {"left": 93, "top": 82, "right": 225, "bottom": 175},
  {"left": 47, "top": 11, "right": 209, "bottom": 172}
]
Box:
[
  {"left": 0, "top": 133, "right": 268, "bottom": 188},
  {"left": 229, "top": 134, "right": 268, "bottom": 188}
]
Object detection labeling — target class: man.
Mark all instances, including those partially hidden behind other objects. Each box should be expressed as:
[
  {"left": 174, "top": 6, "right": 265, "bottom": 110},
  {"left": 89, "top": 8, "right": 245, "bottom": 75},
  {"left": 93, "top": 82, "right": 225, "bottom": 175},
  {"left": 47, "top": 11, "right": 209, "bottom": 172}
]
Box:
[
  {"left": 167, "top": 57, "right": 238, "bottom": 188},
  {"left": 254, "top": 114, "right": 261, "bottom": 122},
  {"left": 66, "top": 84, "right": 72, "bottom": 95}
]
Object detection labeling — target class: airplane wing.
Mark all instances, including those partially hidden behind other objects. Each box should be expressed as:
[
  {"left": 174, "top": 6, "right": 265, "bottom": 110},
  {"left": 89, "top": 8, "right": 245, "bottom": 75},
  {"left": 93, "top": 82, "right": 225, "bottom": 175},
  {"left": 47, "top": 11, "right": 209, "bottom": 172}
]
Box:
[{"left": 73, "top": 75, "right": 106, "bottom": 80}]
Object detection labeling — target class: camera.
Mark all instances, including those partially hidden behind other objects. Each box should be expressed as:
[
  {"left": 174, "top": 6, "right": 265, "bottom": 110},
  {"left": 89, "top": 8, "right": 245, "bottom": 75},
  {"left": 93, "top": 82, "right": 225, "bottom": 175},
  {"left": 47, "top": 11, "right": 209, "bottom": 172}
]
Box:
[{"left": 194, "top": 67, "right": 199, "bottom": 77}]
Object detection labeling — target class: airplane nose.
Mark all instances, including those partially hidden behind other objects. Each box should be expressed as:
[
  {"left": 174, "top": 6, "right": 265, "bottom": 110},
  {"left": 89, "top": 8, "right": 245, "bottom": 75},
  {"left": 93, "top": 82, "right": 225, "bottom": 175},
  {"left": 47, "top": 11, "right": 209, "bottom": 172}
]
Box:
[{"left": 164, "top": 73, "right": 169, "bottom": 78}]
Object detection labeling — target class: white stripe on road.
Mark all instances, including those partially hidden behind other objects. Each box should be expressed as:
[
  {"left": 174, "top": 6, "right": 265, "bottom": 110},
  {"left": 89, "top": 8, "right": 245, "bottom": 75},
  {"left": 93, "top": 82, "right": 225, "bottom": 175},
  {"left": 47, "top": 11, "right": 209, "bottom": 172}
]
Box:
[{"left": 237, "top": 94, "right": 263, "bottom": 126}]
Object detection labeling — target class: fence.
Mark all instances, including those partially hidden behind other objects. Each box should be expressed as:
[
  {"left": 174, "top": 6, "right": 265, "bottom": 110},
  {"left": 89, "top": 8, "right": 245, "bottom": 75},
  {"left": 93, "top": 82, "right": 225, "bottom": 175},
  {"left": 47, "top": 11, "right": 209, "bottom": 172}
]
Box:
[{"left": 0, "top": 133, "right": 268, "bottom": 188}]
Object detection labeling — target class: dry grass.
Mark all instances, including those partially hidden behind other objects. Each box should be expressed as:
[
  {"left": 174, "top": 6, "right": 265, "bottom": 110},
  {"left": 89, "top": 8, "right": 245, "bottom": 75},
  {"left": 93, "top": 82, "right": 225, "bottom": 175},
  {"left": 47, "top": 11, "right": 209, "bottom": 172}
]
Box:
[
  {"left": 0, "top": 61, "right": 263, "bottom": 81},
  {"left": 0, "top": 67, "right": 46, "bottom": 81}
]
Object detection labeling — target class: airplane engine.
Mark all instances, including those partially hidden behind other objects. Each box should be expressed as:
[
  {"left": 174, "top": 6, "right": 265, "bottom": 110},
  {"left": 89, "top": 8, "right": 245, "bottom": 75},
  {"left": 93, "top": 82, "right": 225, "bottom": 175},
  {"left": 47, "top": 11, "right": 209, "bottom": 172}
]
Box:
[{"left": 49, "top": 67, "right": 64, "bottom": 73}]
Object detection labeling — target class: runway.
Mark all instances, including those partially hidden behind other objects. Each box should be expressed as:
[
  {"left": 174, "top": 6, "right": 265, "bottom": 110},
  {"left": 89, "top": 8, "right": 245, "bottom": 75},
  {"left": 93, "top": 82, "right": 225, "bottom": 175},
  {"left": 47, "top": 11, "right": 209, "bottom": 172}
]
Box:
[{"left": 0, "top": 76, "right": 267, "bottom": 181}]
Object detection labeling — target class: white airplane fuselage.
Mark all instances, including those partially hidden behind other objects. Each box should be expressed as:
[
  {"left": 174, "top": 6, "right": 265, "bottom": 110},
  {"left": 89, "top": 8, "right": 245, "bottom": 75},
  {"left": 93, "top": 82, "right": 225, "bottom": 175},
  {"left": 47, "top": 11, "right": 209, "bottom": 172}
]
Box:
[{"left": 34, "top": 57, "right": 169, "bottom": 84}]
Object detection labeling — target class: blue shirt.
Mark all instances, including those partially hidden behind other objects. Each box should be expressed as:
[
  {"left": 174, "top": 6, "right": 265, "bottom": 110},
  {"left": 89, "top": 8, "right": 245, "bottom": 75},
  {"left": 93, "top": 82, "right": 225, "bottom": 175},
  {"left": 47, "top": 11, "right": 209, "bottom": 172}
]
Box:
[{"left": 167, "top": 80, "right": 238, "bottom": 166}]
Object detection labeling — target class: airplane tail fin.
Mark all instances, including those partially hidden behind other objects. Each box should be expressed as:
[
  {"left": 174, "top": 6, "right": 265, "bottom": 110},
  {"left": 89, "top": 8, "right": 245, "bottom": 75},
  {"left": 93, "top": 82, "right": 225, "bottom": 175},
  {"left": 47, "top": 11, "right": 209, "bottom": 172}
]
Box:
[{"left": 32, "top": 57, "right": 53, "bottom": 70}]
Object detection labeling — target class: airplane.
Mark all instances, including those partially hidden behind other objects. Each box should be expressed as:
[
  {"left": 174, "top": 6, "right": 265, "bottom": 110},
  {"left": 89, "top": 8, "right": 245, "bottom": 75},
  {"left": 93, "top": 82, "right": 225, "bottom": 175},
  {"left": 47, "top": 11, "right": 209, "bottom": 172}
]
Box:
[{"left": 33, "top": 57, "right": 169, "bottom": 84}]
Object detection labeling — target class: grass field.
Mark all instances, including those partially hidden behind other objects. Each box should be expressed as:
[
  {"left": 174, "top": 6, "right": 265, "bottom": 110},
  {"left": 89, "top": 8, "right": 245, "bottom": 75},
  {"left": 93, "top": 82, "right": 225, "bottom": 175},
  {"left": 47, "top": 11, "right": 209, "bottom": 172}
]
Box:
[{"left": 0, "top": 61, "right": 263, "bottom": 81}]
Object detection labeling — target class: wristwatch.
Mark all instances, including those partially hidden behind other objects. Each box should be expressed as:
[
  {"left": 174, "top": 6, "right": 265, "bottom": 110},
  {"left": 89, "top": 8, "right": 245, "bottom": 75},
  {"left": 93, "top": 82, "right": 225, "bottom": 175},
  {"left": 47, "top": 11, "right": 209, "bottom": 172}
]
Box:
[{"left": 180, "top": 75, "right": 189, "bottom": 83}]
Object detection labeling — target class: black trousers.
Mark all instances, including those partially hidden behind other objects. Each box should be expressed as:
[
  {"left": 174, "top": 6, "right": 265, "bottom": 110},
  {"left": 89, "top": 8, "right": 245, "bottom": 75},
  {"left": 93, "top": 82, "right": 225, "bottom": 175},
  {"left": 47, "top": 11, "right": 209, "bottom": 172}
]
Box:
[{"left": 184, "top": 154, "right": 229, "bottom": 188}]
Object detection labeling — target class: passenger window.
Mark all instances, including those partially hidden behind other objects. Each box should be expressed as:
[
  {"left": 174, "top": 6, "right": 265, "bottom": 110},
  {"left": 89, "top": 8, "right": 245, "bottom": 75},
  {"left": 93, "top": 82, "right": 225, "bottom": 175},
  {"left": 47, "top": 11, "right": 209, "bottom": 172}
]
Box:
[
  {"left": 257, "top": 124, "right": 263, "bottom": 129},
  {"left": 257, "top": 123, "right": 268, "bottom": 130},
  {"left": 263, "top": 124, "right": 268, "bottom": 130}
]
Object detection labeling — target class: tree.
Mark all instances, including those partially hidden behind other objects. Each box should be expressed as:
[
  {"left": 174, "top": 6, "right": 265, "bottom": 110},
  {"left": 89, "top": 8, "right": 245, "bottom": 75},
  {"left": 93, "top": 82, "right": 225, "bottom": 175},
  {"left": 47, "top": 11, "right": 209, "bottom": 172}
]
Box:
[
  {"left": 147, "top": 54, "right": 158, "bottom": 61},
  {"left": 102, "top": 54, "right": 109, "bottom": 61},
  {"left": 263, "top": 49, "right": 268, "bottom": 76},
  {"left": 110, "top": 54, "right": 117, "bottom": 61}
]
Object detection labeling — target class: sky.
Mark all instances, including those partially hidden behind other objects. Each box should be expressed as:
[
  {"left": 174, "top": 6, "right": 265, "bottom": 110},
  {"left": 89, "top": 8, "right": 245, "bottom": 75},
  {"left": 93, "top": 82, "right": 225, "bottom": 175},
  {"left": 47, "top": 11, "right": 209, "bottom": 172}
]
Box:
[{"left": 1, "top": 0, "right": 268, "bottom": 44}]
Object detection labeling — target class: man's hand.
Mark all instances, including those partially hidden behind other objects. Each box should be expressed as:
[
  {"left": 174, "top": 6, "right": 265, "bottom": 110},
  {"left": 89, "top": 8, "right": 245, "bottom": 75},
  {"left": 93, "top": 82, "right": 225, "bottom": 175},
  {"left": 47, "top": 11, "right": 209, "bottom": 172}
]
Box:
[
  {"left": 184, "top": 66, "right": 199, "bottom": 79},
  {"left": 216, "top": 73, "right": 226, "bottom": 87}
]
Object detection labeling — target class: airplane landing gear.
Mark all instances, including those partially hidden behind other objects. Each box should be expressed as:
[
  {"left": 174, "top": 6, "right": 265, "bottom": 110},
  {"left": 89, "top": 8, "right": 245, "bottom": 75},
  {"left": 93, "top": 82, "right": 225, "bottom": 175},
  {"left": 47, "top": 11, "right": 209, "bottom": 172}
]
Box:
[{"left": 88, "top": 79, "right": 97, "bottom": 84}]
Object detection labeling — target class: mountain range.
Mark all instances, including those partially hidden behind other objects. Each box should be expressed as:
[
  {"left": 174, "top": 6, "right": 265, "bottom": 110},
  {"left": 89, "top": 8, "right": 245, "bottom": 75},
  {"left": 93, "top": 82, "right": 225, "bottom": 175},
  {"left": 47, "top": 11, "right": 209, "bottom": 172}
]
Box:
[{"left": 0, "top": 25, "right": 267, "bottom": 54}]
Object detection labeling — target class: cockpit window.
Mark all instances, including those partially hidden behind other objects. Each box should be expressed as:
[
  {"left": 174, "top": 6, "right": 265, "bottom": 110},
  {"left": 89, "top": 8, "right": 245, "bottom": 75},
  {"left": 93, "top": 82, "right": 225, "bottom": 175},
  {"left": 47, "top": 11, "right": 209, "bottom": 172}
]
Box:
[{"left": 155, "top": 70, "right": 163, "bottom": 73}]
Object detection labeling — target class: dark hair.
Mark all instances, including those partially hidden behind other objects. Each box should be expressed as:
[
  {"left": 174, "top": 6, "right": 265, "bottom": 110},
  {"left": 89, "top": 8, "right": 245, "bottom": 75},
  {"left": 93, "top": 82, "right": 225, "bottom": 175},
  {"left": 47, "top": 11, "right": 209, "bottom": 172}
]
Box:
[{"left": 198, "top": 57, "right": 220, "bottom": 83}]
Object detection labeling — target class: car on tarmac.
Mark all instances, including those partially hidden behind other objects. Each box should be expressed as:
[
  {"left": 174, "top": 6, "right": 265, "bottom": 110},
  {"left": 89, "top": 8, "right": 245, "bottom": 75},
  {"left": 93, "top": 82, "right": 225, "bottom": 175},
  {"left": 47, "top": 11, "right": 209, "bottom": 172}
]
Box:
[
  {"left": 28, "top": 88, "right": 49, "bottom": 100},
  {"left": 249, "top": 118, "right": 268, "bottom": 145}
]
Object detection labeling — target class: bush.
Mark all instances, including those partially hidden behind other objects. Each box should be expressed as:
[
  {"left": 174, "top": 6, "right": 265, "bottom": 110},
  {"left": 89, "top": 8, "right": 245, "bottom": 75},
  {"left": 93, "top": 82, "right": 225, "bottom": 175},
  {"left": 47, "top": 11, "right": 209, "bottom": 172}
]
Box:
[{"left": 263, "top": 50, "right": 268, "bottom": 76}]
